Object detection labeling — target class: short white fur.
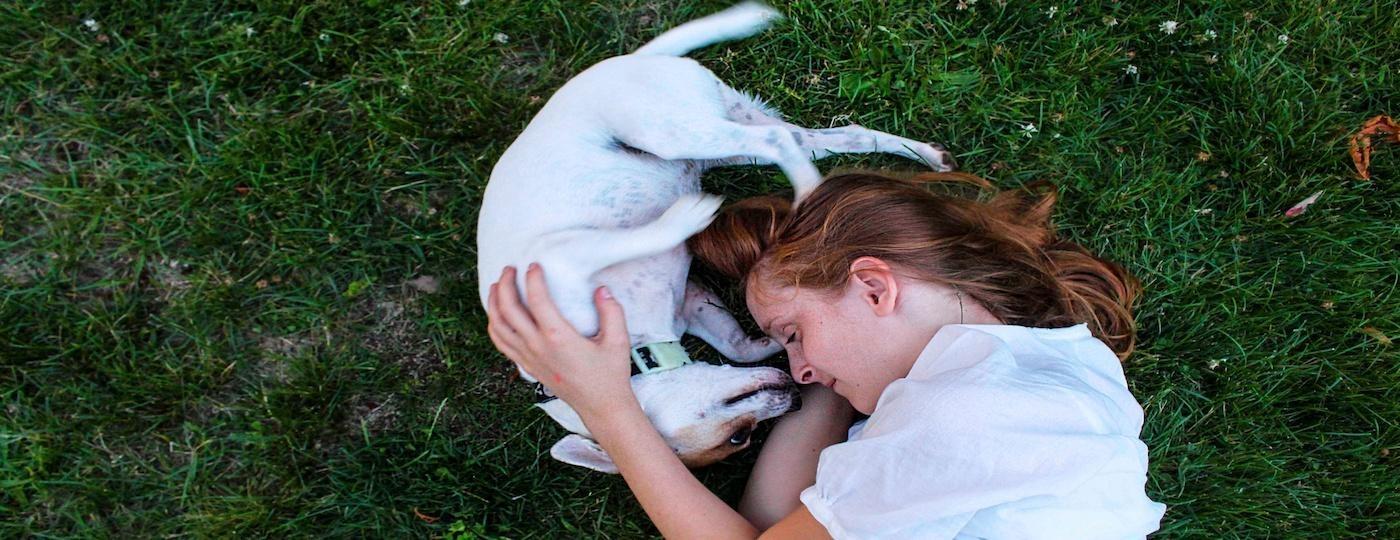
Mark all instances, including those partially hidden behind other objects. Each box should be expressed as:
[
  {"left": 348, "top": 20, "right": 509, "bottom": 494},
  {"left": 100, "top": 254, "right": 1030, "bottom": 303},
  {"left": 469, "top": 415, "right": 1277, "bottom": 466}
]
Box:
[{"left": 476, "top": 2, "right": 953, "bottom": 472}]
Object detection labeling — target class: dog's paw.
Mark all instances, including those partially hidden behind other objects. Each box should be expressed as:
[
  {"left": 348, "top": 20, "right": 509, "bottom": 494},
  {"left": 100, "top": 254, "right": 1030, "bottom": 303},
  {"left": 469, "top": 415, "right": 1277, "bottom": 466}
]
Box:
[
  {"left": 732, "top": 336, "right": 784, "bottom": 363},
  {"left": 915, "top": 142, "right": 958, "bottom": 172},
  {"left": 657, "top": 193, "right": 724, "bottom": 237}
]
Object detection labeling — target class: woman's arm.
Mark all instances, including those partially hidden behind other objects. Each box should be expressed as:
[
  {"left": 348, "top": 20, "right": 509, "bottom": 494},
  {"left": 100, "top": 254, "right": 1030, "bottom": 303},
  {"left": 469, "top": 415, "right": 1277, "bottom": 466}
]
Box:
[
  {"left": 587, "top": 400, "right": 759, "bottom": 538},
  {"left": 486, "top": 265, "right": 830, "bottom": 539},
  {"left": 739, "top": 384, "right": 854, "bottom": 528},
  {"left": 587, "top": 402, "right": 832, "bottom": 539}
]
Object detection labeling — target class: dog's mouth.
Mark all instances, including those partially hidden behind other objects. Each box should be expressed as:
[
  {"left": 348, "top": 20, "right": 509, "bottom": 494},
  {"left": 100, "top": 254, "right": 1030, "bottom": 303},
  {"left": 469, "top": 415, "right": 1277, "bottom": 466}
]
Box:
[
  {"left": 724, "top": 383, "right": 802, "bottom": 414},
  {"left": 724, "top": 383, "right": 788, "bottom": 406}
]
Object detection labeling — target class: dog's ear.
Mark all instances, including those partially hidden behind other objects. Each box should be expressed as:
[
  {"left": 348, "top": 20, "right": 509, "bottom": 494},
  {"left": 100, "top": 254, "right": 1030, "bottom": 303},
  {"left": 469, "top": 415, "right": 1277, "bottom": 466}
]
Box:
[
  {"left": 536, "top": 399, "right": 591, "bottom": 437},
  {"left": 550, "top": 434, "right": 618, "bottom": 474}
]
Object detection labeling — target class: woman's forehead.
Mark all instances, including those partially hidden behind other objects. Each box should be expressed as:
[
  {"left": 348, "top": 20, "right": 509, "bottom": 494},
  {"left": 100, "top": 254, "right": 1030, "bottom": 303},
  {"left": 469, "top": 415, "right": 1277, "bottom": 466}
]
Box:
[{"left": 745, "top": 279, "right": 798, "bottom": 322}]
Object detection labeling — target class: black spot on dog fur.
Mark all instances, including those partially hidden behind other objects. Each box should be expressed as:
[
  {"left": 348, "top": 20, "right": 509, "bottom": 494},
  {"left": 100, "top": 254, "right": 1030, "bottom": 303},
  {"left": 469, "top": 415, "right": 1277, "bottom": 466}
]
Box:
[{"left": 610, "top": 138, "right": 648, "bottom": 156}]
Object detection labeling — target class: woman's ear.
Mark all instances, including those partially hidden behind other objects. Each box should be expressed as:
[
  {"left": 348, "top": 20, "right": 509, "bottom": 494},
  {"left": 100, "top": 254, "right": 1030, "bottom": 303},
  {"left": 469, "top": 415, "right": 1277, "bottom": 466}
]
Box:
[{"left": 848, "top": 256, "right": 898, "bottom": 316}]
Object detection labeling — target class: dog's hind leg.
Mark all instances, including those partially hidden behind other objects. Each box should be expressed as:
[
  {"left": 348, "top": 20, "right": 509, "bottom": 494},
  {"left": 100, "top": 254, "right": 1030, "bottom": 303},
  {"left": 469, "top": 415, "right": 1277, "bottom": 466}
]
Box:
[
  {"left": 519, "top": 194, "right": 723, "bottom": 338},
  {"left": 529, "top": 193, "right": 723, "bottom": 281},
  {"left": 716, "top": 87, "right": 957, "bottom": 171},
  {"left": 682, "top": 281, "right": 782, "bottom": 363},
  {"left": 610, "top": 117, "right": 824, "bottom": 203}
]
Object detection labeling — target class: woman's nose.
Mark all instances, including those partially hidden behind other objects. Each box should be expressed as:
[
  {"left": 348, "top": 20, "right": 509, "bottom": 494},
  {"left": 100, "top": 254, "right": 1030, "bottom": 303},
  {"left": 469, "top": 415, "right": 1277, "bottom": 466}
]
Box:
[{"left": 789, "top": 355, "right": 817, "bottom": 384}]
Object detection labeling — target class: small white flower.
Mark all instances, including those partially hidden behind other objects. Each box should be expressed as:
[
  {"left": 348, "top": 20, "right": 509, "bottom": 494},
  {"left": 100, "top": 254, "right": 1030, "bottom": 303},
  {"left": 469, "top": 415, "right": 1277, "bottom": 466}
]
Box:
[
  {"left": 1204, "top": 29, "right": 1218, "bottom": 40},
  {"left": 1124, "top": 64, "right": 1139, "bottom": 75},
  {"left": 245, "top": 26, "right": 256, "bottom": 37},
  {"left": 1195, "top": 208, "right": 1214, "bottom": 215},
  {"left": 83, "top": 19, "right": 99, "bottom": 32},
  {"left": 1020, "top": 123, "right": 1038, "bottom": 138},
  {"left": 493, "top": 32, "right": 509, "bottom": 44},
  {"left": 1159, "top": 20, "right": 1179, "bottom": 35},
  {"left": 399, "top": 82, "right": 411, "bottom": 93},
  {"left": 1208, "top": 359, "right": 1221, "bottom": 370},
  {"left": 1045, "top": 6, "right": 1058, "bottom": 18},
  {"left": 1278, "top": 34, "right": 1289, "bottom": 44},
  {"left": 319, "top": 32, "right": 330, "bottom": 42},
  {"left": 458, "top": 0, "right": 471, "bottom": 6},
  {"left": 1205, "top": 54, "right": 1219, "bottom": 64},
  {"left": 1103, "top": 16, "right": 1119, "bottom": 27}
]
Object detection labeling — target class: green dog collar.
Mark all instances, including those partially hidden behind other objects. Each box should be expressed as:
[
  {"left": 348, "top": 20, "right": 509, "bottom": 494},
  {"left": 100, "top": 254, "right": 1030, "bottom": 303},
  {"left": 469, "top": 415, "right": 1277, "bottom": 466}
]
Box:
[
  {"left": 630, "top": 341, "right": 692, "bottom": 374},
  {"left": 533, "top": 341, "right": 692, "bottom": 404}
]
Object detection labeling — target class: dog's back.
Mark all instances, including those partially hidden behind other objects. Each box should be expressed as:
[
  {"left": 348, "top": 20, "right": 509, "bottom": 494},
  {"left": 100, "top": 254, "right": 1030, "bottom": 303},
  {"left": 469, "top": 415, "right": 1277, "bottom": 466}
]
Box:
[{"left": 476, "top": 3, "right": 780, "bottom": 343}]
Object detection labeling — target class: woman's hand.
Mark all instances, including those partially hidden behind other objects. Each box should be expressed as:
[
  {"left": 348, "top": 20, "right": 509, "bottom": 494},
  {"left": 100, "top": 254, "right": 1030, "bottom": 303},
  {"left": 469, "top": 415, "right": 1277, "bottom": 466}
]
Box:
[
  {"left": 485, "top": 264, "right": 636, "bottom": 420},
  {"left": 487, "top": 265, "right": 825, "bottom": 539}
]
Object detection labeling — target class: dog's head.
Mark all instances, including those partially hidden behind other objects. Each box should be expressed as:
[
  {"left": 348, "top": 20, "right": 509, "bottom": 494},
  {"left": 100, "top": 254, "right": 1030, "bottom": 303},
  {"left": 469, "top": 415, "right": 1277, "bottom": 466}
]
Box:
[{"left": 537, "top": 362, "right": 800, "bottom": 473}]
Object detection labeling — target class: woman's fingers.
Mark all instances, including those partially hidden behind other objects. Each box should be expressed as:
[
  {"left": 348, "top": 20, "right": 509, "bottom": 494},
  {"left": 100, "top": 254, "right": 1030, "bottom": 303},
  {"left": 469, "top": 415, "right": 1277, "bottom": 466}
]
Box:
[
  {"left": 486, "top": 284, "right": 528, "bottom": 358},
  {"left": 593, "top": 286, "right": 630, "bottom": 349},
  {"left": 487, "top": 320, "right": 524, "bottom": 362},
  {"left": 492, "top": 267, "right": 541, "bottom": 343},
  {"left": 490, "top": 334, "right": 527, "bottom": 368},
  {"left": 522, "top": 263, "right": 576, "bottom": 338}
]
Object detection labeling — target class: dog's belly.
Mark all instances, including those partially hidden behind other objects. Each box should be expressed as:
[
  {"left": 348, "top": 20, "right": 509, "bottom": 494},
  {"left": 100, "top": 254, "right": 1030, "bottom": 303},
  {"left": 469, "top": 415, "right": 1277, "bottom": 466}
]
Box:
[{"left": 589, "top": 249, "right": 691, "bottom": 344}]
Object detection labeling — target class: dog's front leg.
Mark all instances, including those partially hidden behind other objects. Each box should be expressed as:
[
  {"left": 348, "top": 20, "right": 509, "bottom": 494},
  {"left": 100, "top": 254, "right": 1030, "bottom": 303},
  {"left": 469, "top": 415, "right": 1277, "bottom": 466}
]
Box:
[{"left": 681, "top": 281, "right": 782, "bottom": 363}]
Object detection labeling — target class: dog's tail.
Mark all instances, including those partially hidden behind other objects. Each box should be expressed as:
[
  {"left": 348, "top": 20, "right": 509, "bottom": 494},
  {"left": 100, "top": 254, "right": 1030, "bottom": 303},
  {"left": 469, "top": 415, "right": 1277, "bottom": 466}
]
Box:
[{"left": 632, "top": 2, "right": 780, "bottom": 57}]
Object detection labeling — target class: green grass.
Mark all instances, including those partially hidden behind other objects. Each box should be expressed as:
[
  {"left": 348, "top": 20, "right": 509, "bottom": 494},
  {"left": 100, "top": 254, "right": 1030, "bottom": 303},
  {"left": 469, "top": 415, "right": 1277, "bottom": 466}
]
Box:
[{"left": 2, "top": 0, "right": 1397, "bottom": 537}]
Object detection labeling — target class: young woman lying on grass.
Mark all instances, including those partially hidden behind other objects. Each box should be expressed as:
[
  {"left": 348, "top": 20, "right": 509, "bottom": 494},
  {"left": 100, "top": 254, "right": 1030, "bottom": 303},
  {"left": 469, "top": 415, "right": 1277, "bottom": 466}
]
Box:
[{"left": 485, "top": 172, "right": 1166, "bottom": 539}]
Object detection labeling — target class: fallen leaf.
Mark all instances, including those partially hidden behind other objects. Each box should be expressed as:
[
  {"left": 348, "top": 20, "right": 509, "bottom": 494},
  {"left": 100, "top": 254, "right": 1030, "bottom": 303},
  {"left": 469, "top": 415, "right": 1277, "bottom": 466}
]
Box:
[
  {"left": 1284, "top": 190, "right": 1323, "bottom": 217},
  {"left": 1348, "top": 115, "right": 1399, "bottom": 180},
  {"left": 1360, "top": 326, "right": 1392, "bottom": 346},
  {"left": 413, "top": 508, "right": 439, "bottom": 523}
]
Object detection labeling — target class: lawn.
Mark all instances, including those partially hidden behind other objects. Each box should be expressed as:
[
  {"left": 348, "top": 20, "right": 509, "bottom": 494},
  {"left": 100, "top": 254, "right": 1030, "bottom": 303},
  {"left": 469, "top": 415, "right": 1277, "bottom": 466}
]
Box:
[{"left": 2, "top": 0, "right": 1397, "bottom": 537}]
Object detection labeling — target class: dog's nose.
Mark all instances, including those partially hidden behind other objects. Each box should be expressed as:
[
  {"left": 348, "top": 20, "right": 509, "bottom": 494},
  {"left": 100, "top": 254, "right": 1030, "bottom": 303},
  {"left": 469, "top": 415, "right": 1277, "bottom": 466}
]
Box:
[{"left": 785, "top": 385, "right": 803, "bottom": 413}]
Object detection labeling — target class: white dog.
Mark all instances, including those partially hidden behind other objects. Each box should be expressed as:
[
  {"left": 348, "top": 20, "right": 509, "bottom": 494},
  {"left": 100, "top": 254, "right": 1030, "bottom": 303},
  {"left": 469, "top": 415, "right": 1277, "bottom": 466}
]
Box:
[{"left": 477, "top": 2, "right": 953, "bottom": 473}]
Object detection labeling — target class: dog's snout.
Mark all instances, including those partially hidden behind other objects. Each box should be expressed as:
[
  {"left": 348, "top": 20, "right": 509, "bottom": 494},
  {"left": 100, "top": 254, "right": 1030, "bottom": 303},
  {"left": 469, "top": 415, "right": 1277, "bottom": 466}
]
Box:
[
  {"left": 725, "top": 372, "right": 798, "bottom": 407},
  {"left": 785, "top": 385, "right": 803, "bottom": 413},
  {"left": 760, "top": 367, "right": 795, "bottom": 386}
]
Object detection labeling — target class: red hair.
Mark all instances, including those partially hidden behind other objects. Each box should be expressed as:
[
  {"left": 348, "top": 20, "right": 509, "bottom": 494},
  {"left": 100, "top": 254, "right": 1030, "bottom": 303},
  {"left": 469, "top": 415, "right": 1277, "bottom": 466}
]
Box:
[{"left": 688, "top": 171, "right": 1141, "bottom": 360}]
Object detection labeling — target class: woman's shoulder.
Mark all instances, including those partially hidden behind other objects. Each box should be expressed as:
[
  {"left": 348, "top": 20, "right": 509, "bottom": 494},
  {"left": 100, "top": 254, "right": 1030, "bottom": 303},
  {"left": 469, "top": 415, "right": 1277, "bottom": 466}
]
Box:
[
  {"left": 874, "top": 323, "right": 1144, "bottom": 438},
  {"left": 904, "top": 323, "right": 1109, "bottom": 387}
]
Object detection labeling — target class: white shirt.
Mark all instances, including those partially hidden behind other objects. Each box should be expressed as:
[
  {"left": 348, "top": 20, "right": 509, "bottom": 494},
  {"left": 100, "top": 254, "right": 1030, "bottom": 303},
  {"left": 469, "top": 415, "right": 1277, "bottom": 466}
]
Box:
[{"left": 799, "top": 324, "right": 1166, "bottom": 539}]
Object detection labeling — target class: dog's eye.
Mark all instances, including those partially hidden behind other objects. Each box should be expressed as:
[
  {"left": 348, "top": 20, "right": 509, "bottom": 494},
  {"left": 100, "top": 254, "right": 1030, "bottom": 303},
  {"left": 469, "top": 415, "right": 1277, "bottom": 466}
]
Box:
[{"left": 728, "top": 426, "right": 753, "bottom": 446}]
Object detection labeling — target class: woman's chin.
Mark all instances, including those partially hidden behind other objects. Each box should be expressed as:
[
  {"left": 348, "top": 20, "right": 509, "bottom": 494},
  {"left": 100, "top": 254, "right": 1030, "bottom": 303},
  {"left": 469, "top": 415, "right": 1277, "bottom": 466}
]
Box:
[{"left": 833, "top": 382, "right": 876, "bottom": 415}]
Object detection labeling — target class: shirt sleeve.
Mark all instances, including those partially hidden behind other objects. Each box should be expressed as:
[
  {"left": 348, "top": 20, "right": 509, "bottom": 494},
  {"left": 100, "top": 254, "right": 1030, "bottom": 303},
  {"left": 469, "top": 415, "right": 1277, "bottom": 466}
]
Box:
[{"left": 798, "top": 359, "right": 1136, "bottom": 539}]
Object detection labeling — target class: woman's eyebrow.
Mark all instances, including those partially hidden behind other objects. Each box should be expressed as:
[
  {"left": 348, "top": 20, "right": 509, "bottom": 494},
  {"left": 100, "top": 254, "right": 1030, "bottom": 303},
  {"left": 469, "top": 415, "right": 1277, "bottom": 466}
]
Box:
[{"left": 760, "top": 317, "right": 785, "bottom": 337}]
